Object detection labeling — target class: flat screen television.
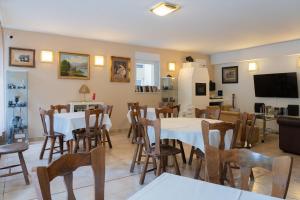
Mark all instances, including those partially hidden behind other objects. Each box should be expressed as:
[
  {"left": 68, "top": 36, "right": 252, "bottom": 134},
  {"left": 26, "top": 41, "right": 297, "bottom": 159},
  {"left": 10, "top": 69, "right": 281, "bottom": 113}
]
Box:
[{"left": 253, "top": 72, "right": 299, "bottom": 98}]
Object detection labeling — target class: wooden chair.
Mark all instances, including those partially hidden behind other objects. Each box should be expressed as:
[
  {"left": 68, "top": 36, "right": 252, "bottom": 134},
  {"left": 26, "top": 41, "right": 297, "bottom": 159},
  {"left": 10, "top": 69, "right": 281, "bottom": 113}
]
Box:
[
  {"left": 73, "top": 109, "right": 104, "bottom": 152},
  {"left": 235, "top": 112, "right": 256, "bottom": 148},
  {"left": 129, "top": 105, "right": 147, "bottom": 172},
  {"left": 189, "top": 107, "right": 221, "bottom": 165},
  {"left": 32, "top": 146, "right": 105, "bottom": 200},
  {"left": 127, "top": 102, "right": 140, "bottom": 138},
  {"left": 194, "top": 120, "right": 240, "bottom": 184},
  {"left": 98, "top": 104, "right": 113, "bottom": 148},
  {"left": 155, "top": 107, "right": 186, "bottom": 164},
  {"left": 39, "top": 108, "right": 66, "bottom": 163},
  {"left": 205, "top": 147, "right": 292, "bottom": 199},
  {"left": 50, "top": 104, "right": 70, "bottom": 113},
  {"left": 139, "top": 118, "right": 181, "bottom": 185},
  {"left": 0, "top": 142, "right": 29, "bottom": 185}
]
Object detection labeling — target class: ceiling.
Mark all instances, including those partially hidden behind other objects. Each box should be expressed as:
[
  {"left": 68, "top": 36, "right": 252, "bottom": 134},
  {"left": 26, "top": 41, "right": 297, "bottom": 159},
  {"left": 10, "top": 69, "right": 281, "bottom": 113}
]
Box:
[{"left": 1, "top": 0, "right": 300, "bottom": 54}]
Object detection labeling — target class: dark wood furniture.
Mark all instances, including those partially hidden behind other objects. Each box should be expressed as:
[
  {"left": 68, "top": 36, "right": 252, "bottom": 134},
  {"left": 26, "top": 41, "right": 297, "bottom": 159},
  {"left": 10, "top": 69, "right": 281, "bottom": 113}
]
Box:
[
  {"left": 129, "top": 105, "right": 147, "bottom": 172},
  {"left": 127, "top": 102, "right": 140, "bottom": 138},
  {"left": 39, "top": 108, "right": 66, "bottom": 163},
  {"left": 139, "top": 118, "right": 181, "bottom": 185},
  {"left": 155, "top": 107, "right": 186, "bottom": 164},
  {"left": 33, "top": 146, "right": 105, "bottom": 200},
  {"left": 205, "top": 147, "right": 292, "bottom": 199},
  {"left": 74, "top": 109, "right": 104, "bottom": 152},
  {"left": 0, "top": 142, "right": 29, "bottom": 185},
  {"left": 194, "top": 120, "right": 240, "bottom": 184},
  {"left": 235, "top": 112, "right": 256, "bottom": 148},
  {"left": 50, "top": 104, "right": 70, "bottom": 113},
  {"left": 98, "top": 105, "right": 113, "bottom": 148}
]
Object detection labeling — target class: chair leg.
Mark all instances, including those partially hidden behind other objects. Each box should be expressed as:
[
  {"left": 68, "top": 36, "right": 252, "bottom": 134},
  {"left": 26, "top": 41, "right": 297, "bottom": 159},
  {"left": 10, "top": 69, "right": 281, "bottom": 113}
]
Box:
[
  {"left": 250, "top": 169, "right": 255, "bottom": 181},
  {"left": 74, "top": 136, "right": 80, "bottom": 153},
  {"left": 18, "top": 152, "right": 29, "bottom": 185},
  {"left": 85, "top": 137, "right": 92, "bottom": 152},
  {"left": 48, "top": 137, "right": 56, "bottom": 164},
  {"left": 227, "top": 164, "right": 235, "bottom": 187},
  {"left": 130, "top": 144, "right": 139, "bottom": 173},
  {"left": 156, "top": 158, "right": 161, "bottom": 176},
  {"left": 188, "top": 146, "right": 195, "bottom": 165},
  {"left": 194, "top": 157, "right": 202, "bottom": 179},
  {"left": 127, "top": 125, "right": 132, "bottom": 138},
  {"left": 173, "top": 155, "right": 181, "bottom": 175},
  {"left": 137, "top": 144, "right": 143, "bottom": 163},
  {"left": 178, "top": 141, "right": 186, "bottom": 164},
  {"left": 59, "top": 136, "right": 64, "bottom": 155},
  {"left": 105, "top": 130, "right": 112, "bottom": 148},
  {"left": 39, "top": 136, "right": 48, "bottom": 160},
  {"left": 139, "top": 155, "right": 150, "bottom": 185},
  {"left": 152, "top": 157, "right": 157, "bottom": 175}
]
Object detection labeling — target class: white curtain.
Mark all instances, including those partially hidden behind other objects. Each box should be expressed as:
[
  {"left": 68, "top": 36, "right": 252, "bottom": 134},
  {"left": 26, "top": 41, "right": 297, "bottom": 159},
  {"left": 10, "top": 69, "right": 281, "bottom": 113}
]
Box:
[{"left": 0, "top": 22, "right": 5, "bottom": 133}]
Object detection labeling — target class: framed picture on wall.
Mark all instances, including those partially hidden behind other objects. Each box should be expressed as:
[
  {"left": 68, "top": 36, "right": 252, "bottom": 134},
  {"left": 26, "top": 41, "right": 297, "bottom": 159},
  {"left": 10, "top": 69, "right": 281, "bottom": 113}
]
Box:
[
  {"left": 222, "top": 66, "right": 238, "bottom": 84},
  {"left": 58, "top": 52, "right": 90, "bottom": 80},
  {"left": 9, "top": 47, "right": 35, "bottom": 68},
  {"left": 111, "top": 56, "right": 130, "bottom": 82}
]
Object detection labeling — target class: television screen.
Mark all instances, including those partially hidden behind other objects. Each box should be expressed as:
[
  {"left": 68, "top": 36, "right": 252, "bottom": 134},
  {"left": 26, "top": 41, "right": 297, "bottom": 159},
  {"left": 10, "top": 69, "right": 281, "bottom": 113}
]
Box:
[{"left": 254, "top": 72, "right": 299, "bottom": 98}]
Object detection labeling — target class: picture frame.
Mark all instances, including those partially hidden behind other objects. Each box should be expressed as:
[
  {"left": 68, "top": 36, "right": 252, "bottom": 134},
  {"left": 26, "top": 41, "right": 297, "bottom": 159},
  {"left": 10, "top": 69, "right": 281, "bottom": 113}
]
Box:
[
  {"left": 222, "top": 66, "right": 238, "bottom": 84},
  {"left": 58, "top": 52, "right": 90, "bottom": 80},
  {"left": 9, "top": 47, "right": 35, "bottom": 68},
  {"left": 111, "top": 56, "right": 130, "bottom": 82}
]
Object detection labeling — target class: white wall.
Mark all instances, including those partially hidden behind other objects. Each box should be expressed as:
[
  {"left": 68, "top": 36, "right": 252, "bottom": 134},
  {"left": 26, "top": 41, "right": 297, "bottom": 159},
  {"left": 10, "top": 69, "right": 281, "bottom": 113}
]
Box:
[
  {"left": 3, "top": 28, "right": 210, "bottom": 139},
  {"left": 211, "top": 39, "right": 300, "bottom": 113},
  {"left": 0, "top": 24, "right": 4, "bottom": 133}
]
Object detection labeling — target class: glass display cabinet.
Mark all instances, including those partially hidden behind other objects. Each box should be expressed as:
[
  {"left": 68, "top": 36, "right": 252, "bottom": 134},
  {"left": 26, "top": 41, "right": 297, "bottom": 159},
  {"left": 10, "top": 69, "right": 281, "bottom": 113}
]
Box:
[
  {"left": 161, "top": 76, "right": 178, "bottom": 104},
  {"left": 5, "top": 70, "right": 28, "bottom": 144}
]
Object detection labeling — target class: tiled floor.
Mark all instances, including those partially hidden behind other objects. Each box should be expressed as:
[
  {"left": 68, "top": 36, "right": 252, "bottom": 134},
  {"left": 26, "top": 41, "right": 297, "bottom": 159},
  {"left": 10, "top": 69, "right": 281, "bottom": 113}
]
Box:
[{"left": 0, "top": 131, "right": 299, "bottom": 200}]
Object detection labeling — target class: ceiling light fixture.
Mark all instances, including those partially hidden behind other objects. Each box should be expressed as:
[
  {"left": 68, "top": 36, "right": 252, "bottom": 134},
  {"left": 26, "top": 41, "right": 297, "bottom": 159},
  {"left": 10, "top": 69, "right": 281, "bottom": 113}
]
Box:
[{"left": 150, "top": 2, "right": 180, "bottom": 16}]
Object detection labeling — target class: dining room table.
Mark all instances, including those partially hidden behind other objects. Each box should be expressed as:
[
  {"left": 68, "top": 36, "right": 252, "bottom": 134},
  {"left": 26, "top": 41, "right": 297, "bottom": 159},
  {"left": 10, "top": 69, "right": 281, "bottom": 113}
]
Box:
[
  {"left": 46, "top": 111, "right": 112, "bottom": 141},
  {"left": 147, "top": 117, "right": 234, "bottom": 152},
  {"left": 128, "top": 173, "right": 282, "bottom": 200}
]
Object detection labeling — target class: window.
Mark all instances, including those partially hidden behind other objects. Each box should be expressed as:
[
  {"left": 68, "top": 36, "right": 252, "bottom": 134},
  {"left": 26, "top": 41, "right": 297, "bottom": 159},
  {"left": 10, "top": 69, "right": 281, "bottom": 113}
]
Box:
[{"left": 135, "top": 52, "right": 160, "bottom": 89}]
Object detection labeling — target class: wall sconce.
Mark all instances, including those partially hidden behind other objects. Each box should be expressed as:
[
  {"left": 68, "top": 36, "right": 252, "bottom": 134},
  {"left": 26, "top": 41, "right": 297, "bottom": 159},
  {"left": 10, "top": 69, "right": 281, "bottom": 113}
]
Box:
[
  {"left": 168, "top": 62, "right": 176, "bottom": 71},
  {"left": 94, "top": 55, "right": 104, "bottom": 66},
  {"left": 40, "top": 50, "right": 54, "bottom": 63},
  {"left": 248, "top": 62, "right": 257, "bottom": 72},
  {"left": 297, "top": 57, "right": 300, "bottom": 68}
]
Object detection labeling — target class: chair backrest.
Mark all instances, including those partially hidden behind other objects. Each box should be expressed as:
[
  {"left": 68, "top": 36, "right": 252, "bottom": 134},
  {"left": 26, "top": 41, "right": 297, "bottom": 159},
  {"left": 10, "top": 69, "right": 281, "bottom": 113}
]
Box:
[
  {"left": 39, "top": 108, "right": 55, "bottom": 136},
  {"left": 195, "top": 108, "right": 220, "bottom": 119},
  {"left": 219, "top": 111, "right": 240, "bottom": 123},
  {"left": 140, "top": 118, "right": 161, "bottom": 155},
  {"left": 32, "top": 146, "right": 105, "bottom": 200},
  {"left": 85, "top": 109, "right": 104, "bottom": 137},
  {"left": 128, "top": 102, "right": 139, "bottom": 110},
  {"left": 155, "top": 107, "right": 178, "bottom": 118},
  {"left": 206, "top": 148, "right": 293, "bottom": 199},
  {"left": 239, "top": 112, "right": 256, "bottom": 148},
  {"left": 99, "top": 104, "right": 113, "bottom": 118},
  {"left": 130, "top": 105, "right": 148, "bottom": 142},
  {"left": 50, "top": 104, "right": 70, "bottom": 113}
]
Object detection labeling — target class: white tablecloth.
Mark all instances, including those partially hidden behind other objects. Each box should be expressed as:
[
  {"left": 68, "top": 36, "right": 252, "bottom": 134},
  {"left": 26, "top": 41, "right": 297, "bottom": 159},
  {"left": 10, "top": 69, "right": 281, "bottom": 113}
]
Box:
[
  {"left": 127, "top": 108, "right": 156, "bottom": 123},
  {"left": 46, "top": 112, "right": 112, "bottom": 141},
  {"left": 147, "top": 118, "right": 233, "bottom": 152},
  {"left": 128, "top": 173, "right": 282, "bottom": 200}
]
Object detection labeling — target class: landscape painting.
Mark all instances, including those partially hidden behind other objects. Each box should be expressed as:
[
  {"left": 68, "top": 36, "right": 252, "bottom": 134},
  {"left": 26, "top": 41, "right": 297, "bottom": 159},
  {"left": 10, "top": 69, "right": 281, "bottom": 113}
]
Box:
[{"left": 59, "top": 52, "right": 90, "bottom": 80}]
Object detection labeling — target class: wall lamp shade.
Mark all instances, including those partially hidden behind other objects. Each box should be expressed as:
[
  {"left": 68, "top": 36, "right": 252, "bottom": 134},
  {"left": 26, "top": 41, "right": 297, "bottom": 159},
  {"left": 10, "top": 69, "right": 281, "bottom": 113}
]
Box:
[
  {"left": 40, "top": 50, "right": 54, "bottom": 63},
  {"left": 248, "top": 62, "right": 257, "bottom": 72},
  {"left": 168, "top": 62, "right": 176, "bottom": 71},
  {"left": 94, "top": 55, "right": 104, "bottom": 66}
]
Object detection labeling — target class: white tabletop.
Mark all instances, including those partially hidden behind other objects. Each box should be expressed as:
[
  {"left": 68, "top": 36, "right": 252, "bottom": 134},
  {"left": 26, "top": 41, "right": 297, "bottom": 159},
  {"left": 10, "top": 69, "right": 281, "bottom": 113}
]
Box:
[
  {"left": 128, "top": 173, "right": 282, "bottom": 200},
  {"left": 127, "top": 108, "right": 156, "bottom": 123},
  {"left": 147, "top": 118, "right": 233, "bottom": 152},
  {"left": 47, "top": 112, "right": 112, "bottom": 141}
]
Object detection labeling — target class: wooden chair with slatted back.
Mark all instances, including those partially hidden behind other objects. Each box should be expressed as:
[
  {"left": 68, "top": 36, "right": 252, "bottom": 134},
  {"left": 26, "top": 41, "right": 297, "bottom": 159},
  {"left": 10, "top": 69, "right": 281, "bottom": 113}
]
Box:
[
  {"left": 127, "top": 102, "right": 140, "bottom": 138},
  {"left": 235, "top": 112, "right": 256, "bottom": 148},
  {"left": 194, "top": 120, "right": 240, "bottom": 185},
  {"left": 139, "top": 118, "right": 181, "bottom": 185},
  {"left": 205, "top": 147, "right": 292, "bottom": 199},
  {"left": 74, "top": 109, "right": 104, "bottom": 152},
  {"left": 155, "top": 107, "right": 186, "bottom": 164},
  {"left": 50, "top": 104, "right": 70, "bottom": 113},
  {"left": 189, "top": 107, "right": 221, "bottom": 165},
  {"left": 33, "top": 146, "right": 105, "bottom": 200},
  {"left": 129, "top": 105, "right": 148, "bottom": 172},
  {"left": 98, "top": 105, "right": 113, "bottom": 148},
  {"left": 39, "top": 108, "right": 66, "bottom": 164}
]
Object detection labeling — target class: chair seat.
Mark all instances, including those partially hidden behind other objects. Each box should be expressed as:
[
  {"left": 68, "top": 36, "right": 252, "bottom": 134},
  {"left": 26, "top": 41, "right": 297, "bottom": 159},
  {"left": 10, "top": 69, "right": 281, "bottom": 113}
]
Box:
[
  {"left": 0, "top": 142, "right": 29, "bottom": 155},
  {"left": 45, "top": 132, "right": 64, "bottom": 137},
  {"left": 149, "top": 144, "right": 181, "bottom": 157}
]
